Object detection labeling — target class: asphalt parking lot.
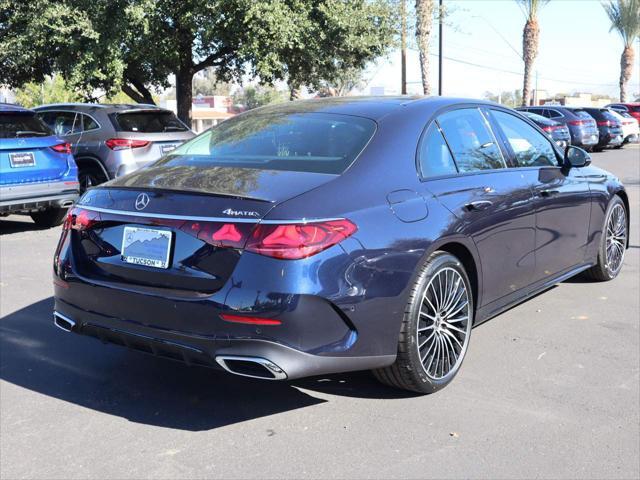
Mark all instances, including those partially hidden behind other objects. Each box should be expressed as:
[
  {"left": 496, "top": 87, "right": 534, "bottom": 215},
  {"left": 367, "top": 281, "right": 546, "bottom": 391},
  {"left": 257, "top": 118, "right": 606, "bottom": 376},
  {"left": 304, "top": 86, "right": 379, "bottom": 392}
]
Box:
[{"left": 1, "top": 146, "right": 639, "bottom": 480}]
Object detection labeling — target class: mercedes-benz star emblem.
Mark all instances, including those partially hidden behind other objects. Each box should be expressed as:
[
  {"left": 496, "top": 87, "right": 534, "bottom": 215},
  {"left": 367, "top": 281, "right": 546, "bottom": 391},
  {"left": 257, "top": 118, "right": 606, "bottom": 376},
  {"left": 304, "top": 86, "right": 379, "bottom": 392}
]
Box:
[{"left": 135, "top": 193, "right": 150, "bottom": 211}]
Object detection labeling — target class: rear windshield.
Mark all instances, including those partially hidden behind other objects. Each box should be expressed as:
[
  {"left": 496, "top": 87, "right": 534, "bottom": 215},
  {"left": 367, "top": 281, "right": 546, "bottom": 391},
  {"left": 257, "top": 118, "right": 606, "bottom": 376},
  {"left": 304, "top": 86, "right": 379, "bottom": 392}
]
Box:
[
  {"left": 573, "top": 110, "right": 594, "bottom": 120},
  {"left": 630, "top": 106, "right": 640, "bottom": 113},
  {"left": 523, "top": 112, "right": 554, "bottom": 125},
  {"left": 0, "top": 112, "right": 52, "bottom": 139},
  {"left": 112, "top": 110, "right": 188, "bottom": 133},
  {"left": 160, "top": 112, "right": 377, "bottom": 174}
]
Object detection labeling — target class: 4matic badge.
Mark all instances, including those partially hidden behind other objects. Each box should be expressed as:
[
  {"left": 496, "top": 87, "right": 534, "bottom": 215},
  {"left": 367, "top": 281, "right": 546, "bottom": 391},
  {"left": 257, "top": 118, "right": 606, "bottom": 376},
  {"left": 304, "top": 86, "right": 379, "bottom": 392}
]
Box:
[{"left": 222, "top": 208, "right": 260, "bottom": 218}]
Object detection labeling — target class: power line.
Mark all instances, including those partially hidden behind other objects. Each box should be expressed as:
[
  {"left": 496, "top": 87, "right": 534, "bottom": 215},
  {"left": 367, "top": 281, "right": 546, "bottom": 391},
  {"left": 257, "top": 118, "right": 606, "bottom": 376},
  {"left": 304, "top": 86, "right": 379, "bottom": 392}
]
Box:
[{"left": 406, "top": 45, "right": 626, "bottom": 88}]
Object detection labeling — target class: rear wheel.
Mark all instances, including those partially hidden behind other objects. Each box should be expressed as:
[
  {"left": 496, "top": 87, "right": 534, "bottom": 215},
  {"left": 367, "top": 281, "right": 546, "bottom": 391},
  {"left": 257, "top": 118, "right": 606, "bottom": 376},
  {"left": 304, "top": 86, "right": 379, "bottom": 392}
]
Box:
[
  {"left": 614, "top": 145, "right": 623, "bottom": 150},
  {"left": 78, "top": 165, "right": 107, "bottom": 194},
  {"left": 583, "top": 196, "right": 627, "bottom": 281},
  {"left": 373, "top": 251, "right": 473, "bottom": 394},
  {"left": 30, "top": 208, "right": 68, "bottom": 228}
]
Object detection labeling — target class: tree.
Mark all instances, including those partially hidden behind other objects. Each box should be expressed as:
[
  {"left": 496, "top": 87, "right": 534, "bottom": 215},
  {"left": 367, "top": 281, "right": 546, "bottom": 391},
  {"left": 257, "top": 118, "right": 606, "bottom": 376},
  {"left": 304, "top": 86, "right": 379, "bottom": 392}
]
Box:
[
  {"left": 517, "top": 0, "right": 549, "bottom": 106},
  {"left": 13, "top": 76, "right": 80, "bottom": 108},
  {"left": 483, "top": 90, "right": 523, "bottom": 108},
  {"left": 193, "top": 69, "right": 233, "bottom": 97},
  {"left": 603, "top": 0, "right": 640, "bottom": 102},
  {"left": 1, "top": 1, "right": 396, "bottom": 124},
  {"left": 415, "top": 0, "right": 435, "bottom": 95},
  {"left": 232, "top": 85, "right": 287, "bottom": 110}
]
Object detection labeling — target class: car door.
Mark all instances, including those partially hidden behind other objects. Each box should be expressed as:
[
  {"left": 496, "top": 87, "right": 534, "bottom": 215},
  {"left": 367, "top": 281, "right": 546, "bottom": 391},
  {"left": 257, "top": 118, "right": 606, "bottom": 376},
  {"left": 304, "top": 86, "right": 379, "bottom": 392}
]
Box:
[
  {"left": 37, "top": 110, "right": 83, "bottom": 155},
  {"left": 489, "top": 109, "right": 592, "bottom": 282},
  {"left": 418, "top": 107, "right": 537, "bottom": 309}
]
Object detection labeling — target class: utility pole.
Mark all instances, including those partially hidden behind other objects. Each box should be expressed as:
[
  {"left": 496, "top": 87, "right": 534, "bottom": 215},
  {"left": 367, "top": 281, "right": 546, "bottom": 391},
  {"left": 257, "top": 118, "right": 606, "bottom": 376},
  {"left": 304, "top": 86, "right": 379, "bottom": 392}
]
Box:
[
  {"left": 438, "top": 0, "right": 443, "bottom": 96},
  {"left": 401, "top": 0, "right": 407, "bottom": 95}
]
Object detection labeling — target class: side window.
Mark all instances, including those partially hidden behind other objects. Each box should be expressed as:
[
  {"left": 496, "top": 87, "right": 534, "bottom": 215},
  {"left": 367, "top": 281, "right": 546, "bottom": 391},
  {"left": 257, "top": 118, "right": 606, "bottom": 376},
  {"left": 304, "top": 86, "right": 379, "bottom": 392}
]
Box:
[
  {"left": 492, "top": 110, "right": 558, "bottom": 168},
  {"left": 418, "top": 123, "right": 457, "bottom": 178},
  {"left": 437, "top": 108, "right": 506, "bottom": 172},
  {"left": 82, "top": 114, "right": 99, "bottom": 131},
  {"left": 547, "top": 109, "right": 562, "bottom": 119},
  {"left": 38, "top": 111, "right": 77, "bottom": 137}
]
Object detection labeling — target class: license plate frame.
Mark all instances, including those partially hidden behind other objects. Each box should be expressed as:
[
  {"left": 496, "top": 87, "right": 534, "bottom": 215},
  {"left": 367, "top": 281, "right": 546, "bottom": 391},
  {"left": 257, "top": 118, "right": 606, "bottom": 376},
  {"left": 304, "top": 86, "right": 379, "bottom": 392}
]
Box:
[
  {"left": 121, "top": 226, "right": 173, "bottom": 269},
  {"left": 9, "top": 152, "right": 35, "bottom": 168}
]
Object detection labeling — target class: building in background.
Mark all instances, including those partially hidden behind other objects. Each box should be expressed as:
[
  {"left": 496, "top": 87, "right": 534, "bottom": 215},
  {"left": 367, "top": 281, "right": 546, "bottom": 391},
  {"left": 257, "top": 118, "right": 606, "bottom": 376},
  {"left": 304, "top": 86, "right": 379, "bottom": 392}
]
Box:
[
  {"left": 536, "top": 92, "right": 615, "bottom": 108},
  {"left": 161, "top": 94, "right": 235, "bottom": 132}
]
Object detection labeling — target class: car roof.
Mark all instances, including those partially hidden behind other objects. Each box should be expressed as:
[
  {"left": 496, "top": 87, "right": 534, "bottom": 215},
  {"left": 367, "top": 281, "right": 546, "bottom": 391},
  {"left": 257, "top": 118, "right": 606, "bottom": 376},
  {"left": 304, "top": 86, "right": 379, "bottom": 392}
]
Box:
[
  {"left": 0, "top": 103, "right": 34, "bottom": 114},
  {"left": 33, "top": 103, "right": 167, "bottom": 114},
  {"left": 243, "top": 96, "right": 501, "bottom": 121}
]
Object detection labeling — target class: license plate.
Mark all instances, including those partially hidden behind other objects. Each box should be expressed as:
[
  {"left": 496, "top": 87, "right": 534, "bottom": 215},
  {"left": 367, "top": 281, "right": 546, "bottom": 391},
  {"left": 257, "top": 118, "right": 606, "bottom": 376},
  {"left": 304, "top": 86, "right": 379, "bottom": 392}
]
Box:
[
  {"left": 121, "top": 226, "right": 172, "bottom": 269},
  {"left": 9, "top": 152, "right": 35, "bottom": 168},
  {"left": 161, "top": 144, "right": 177, "bottom": 154}
]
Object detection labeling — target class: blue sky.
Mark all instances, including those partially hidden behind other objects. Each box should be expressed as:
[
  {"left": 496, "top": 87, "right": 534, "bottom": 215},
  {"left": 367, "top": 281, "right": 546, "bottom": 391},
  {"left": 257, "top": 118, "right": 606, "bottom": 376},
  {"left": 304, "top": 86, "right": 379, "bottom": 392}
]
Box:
[{"left": 365, "top": 0, "right": 640, "bottom": 99}]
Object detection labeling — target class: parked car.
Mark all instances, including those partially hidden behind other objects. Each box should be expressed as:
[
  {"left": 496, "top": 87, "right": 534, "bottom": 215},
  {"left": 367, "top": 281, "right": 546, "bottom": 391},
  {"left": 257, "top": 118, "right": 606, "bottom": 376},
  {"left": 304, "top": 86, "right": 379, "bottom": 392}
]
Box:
[
  {"left": 579, "top": 107, "right": 624, "bottom": 151},
  {"left": 0, "top": 104, "right": 79, "bottom": 227},
  {"left": 52, "top": 97, "right": 628, "bottom": 394},
  {"left": 34, "top": 104, "right": 195, "bottom": 192},
  {"left": 519, "top": 111, "right": 571, "bottom": 149},
  {"left": 517, "top": 106, "right": 599, "bottom": 150},
  {"left": 608, "top": 109, "right": 639, "bottom": 146},
  {"left": 605, "top": 102, "right": 640, "bottom": 123}
]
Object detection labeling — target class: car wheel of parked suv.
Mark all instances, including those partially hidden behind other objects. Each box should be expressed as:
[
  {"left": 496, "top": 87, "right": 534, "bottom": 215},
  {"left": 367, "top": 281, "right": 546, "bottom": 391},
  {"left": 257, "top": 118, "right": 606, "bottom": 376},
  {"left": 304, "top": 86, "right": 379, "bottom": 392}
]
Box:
[
  {"left": 78, "top": 166, "right": 106, "bottom": 194},
  {"left": 30, "top": 208, "right": 68, "bottom": 228},
  {"left": 584, "top": 196, "right": 627, "bottom": 281},
  {"left": 373, "top": 251, "right": 473, "bottom": 394}
]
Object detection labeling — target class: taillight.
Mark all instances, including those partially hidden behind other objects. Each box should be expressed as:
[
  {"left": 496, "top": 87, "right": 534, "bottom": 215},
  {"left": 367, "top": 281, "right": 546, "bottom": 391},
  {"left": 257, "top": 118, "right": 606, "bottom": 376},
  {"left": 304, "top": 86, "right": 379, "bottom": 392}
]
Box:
[
  {"left": 63, "top": 207, "right": 100, "bottom": 231},
  {"left": 245, "top": 219, "right": 357, "bottom": 259},
  {"left": 179, "top": 221, "right": 253, "bottom": 249},
  {"left": 50, "top": 143, "right": 72, "bottom": 153},
  {"left": 597, "top": 120, "right": 611, "bottom": 127},
  {"left": 542, "top": 125, "right": 559, "bottom": 132},
  {"left": 568, "top": 120, "right": 587, "bottom": 126},
  {"left": 105, "top": 138, "right": 150, "bottom": 150}
]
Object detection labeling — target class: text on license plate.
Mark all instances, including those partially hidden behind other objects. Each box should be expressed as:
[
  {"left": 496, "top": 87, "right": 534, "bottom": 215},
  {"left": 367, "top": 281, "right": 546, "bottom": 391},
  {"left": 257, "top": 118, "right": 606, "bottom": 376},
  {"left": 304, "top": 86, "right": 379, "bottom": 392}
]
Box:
[
  {"left": 9, "top": 152, "right": 35, "bottom": 168},
  {"left": 121, "top": 226, "right": 172, "bottom": 269}
]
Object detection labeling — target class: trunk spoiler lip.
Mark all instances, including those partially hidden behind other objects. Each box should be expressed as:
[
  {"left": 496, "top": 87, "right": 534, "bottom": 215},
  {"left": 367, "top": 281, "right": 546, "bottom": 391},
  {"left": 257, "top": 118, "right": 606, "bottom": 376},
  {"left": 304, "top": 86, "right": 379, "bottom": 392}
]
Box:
[{"left": 72, "top": 204, "right": 342, "bottom": 225}]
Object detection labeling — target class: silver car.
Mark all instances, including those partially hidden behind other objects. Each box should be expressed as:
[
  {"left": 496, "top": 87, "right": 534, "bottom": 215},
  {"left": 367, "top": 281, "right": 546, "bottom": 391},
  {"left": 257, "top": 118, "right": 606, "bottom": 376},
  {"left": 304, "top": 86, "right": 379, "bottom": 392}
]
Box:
[{"left": 34, "top": 104, "right": 195, "bottom": 191}]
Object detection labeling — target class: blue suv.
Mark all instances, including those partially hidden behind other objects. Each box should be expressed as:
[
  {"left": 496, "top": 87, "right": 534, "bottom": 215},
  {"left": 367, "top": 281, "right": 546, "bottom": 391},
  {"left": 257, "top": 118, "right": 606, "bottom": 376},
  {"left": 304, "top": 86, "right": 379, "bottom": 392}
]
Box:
[{"left": 1, "top": 104, "right": 79, "bottom": 227}]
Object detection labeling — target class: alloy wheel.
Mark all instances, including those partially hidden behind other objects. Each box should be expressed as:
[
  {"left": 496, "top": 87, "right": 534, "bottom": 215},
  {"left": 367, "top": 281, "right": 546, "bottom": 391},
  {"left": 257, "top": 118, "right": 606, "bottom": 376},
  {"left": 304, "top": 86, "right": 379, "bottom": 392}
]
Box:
[
  {"left": 605, "top": 203, "right": 627, "bottom": 275},
  {"left": 417, "top": 267, "right": 471, "bottom": 380}
]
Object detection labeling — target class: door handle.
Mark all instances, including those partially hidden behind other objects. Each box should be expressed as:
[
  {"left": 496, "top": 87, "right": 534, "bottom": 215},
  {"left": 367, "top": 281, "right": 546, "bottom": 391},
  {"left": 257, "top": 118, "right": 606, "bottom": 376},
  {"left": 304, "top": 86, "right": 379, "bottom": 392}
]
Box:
[
  {"left": 539, "top": 189, "right": 560, "bottom": 197},
  {"left": 465, "top": 200, "right": 493, "bottom": 211}
]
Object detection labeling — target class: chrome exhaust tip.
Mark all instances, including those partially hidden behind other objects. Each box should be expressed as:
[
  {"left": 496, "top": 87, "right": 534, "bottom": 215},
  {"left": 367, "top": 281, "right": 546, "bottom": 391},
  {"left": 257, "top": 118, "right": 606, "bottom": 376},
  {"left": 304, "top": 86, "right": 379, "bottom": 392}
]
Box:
[
  {"left": 61, "top": 200, "right": 75, "bottom": 208},
  {"left": 215, "top": 355, "right": 287, "bottom": 380},
  {"left": 53, "top": 311, "right": 76, "bottom": 332}
]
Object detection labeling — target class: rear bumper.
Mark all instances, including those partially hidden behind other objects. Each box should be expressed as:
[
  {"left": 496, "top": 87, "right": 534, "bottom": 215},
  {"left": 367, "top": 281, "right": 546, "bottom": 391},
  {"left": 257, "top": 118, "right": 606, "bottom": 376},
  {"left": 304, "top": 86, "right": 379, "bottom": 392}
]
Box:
[
  {"left": 0, "top": 181, "right": 78, "bottom": 213},
  {"left": 52, "top": 303, "right": 394, "bottom": 380}
]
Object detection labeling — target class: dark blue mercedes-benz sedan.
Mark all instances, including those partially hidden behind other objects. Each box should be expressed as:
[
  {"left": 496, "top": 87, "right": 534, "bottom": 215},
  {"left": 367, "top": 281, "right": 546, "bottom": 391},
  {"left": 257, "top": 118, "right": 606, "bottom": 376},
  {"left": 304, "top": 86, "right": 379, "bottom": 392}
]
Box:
[{"left": 52, "top": 97, "right": 629, "bottom": 393}]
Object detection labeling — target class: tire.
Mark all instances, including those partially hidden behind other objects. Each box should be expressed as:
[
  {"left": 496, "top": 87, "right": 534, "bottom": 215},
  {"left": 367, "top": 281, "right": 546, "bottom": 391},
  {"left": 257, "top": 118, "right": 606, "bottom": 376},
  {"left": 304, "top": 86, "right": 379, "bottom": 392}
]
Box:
[
  {"left": 614, "top": 145, "right": 623, "bottom": 150},
  {"left": 583, "top": 196, "right": 627, "bottom": 281},
  {"left": 30, "top": 207, "right": 68, "bottom": 228},
  {"left": 593, "top": 146, "right": 604, "bottom": 153},
  {"left": 372, "top": 251, "right": 474, "bottom": 394}
]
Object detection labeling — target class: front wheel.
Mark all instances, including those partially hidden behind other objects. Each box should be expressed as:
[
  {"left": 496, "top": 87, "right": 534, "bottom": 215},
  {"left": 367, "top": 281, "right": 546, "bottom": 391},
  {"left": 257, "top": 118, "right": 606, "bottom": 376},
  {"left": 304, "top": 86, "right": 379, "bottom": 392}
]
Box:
[
  {"left": 373, "top": 251, "right": 473, "bottom": 394},
  {"left": 30, "top": 208, "right": 68, "bottom": 228},
  {"left": 583, "top": 196, "right": 627, "bottom": 281}
]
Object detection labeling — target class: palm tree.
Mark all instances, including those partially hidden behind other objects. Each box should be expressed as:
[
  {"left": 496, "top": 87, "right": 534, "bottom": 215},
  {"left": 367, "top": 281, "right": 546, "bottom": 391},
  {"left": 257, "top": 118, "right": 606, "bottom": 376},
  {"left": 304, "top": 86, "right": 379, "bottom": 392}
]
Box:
[
  {"left": 517, "top": 0, "right": 549, "bottom": 106},
  {"left": 416, "top": 0, "right": 435, "bottom": 95},
  {"left": 603, "top": 0, "right": 640, "bottom": 102}
]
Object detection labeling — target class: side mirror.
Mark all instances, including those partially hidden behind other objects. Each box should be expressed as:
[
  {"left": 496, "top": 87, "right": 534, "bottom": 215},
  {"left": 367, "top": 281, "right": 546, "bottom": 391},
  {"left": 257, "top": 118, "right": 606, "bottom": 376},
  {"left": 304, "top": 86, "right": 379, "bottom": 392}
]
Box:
[{"left": 564, "top": 145, "right": 591, "bottom": 168}]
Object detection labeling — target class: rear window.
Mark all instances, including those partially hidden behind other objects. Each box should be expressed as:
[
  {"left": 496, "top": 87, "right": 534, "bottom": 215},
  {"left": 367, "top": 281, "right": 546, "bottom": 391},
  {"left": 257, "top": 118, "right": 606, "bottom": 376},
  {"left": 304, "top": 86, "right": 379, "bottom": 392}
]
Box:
[
  {"left": 573, "top": 110, "right": 594, "bottom": 120},
  {"left": 112, "top": 110, "right": 188, "bottom": 133},
  {"left": 160, "top": 112, "right": 377, "bottom": 175},
  {"left": 523, "top": 112, "right": 554, "bottom": 125},
  {"left": 0, "top": 112, "right": 52, "bottom": 139},
  {"left": 630, "top": 106, "right": 640, "bottom": 113}
]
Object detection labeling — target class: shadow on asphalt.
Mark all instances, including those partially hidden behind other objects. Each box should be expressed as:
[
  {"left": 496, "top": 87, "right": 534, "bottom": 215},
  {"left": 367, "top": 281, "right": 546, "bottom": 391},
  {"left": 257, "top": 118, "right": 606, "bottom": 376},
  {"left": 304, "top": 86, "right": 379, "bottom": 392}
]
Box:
[
  {"left": 0, "top": 298, "right": 413, "bottom": 431},
  {"left": 0, "top": 218, "right": 49, "bottom": 235}
]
